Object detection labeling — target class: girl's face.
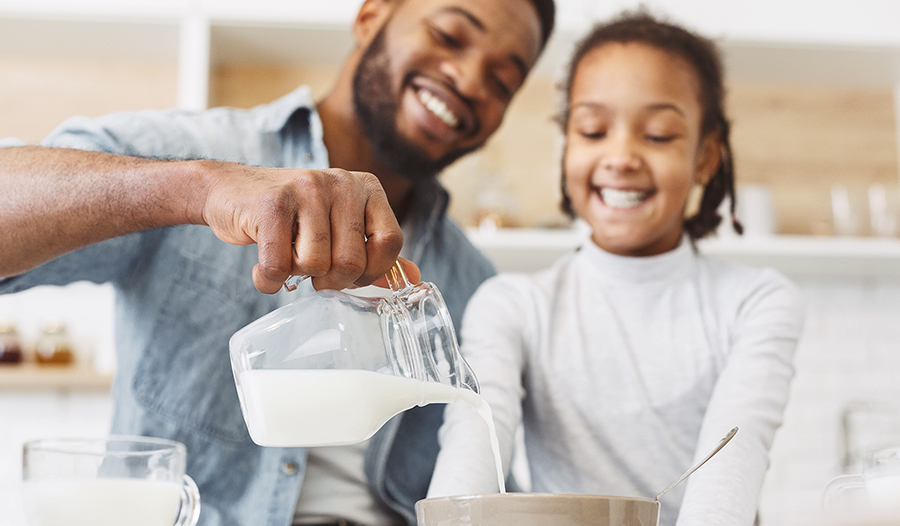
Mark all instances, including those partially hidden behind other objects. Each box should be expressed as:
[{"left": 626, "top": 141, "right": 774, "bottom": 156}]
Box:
[{"left": 563, "top": 42, "right": 721, "bottom": 257}]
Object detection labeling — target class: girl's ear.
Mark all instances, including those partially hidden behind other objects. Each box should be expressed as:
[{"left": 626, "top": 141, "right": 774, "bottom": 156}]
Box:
[
  {"left": 353, "top": 0, "right": 394, "bottom": 48},
  {"left": 694, "top": 133, "right": 722, "bottom": 187}
]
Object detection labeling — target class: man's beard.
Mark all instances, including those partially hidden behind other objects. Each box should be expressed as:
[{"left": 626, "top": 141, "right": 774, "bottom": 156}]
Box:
[{"left": 352, "top": 27, "right": 481, "bottom": 183}]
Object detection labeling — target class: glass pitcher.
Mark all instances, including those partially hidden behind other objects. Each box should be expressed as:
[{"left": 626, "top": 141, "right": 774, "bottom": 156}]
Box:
[{"left": 230, "top": 261, "right": 480, "bottom": 447}]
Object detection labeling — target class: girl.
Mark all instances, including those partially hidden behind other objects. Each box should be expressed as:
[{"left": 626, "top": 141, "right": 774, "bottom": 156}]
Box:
[{"left": 426, "top": 11, "right": 804, "bottom": 526}]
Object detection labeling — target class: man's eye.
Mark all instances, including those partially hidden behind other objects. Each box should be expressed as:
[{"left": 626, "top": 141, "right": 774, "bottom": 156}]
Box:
[
  {"left": 493, "top": 77, "right": 512, "bottom": 99},
  {"left": 431, "top": 27, "right": 461, "bottom": 48}
]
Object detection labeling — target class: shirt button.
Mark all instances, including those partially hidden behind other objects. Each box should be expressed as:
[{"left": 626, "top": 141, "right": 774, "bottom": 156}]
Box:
[
  {"left": 305, "top": 152, "right": 313, "bottom": 160},
  {"left": 282, "top": 462, "right": 298, "bottom": 475}
]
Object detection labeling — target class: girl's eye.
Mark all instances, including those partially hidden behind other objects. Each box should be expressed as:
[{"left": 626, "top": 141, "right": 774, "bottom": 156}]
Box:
[
  {"left": 646, "top": 134, "right": 676, "bottom": 143},
  {"left": 579, "top": 130, "right": 605, "bottom": 139}
]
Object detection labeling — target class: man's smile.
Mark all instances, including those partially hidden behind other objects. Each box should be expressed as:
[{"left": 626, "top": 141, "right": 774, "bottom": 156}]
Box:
[
  {"left": 418, "top": 88, "right": 459, "bottom": 128},
  {"left": 406, "top": 76, "right": 478, "bottom": 142}
]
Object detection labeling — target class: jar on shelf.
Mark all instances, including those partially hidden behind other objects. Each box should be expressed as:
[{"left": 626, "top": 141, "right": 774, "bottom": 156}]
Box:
[
  {"left": 0, "top": 321, "right": 24, "bottom": 365},
  {"left": 35, "top": 319, "right": 75, "bottom": 366}
]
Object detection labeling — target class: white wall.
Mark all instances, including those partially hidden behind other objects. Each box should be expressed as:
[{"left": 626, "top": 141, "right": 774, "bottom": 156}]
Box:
[
  {"left": 758, "top": 277, "right": 900, "bottom": 524},
  {"left": 0, "top": 392, "right": 112, "bottom": 526},
  {"left": 0, "top": 283, "right": 116, "bottom": 526}
]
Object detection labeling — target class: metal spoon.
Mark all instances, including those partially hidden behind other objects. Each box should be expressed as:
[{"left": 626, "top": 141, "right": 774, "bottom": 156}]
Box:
[{"left": 655, "top": 426, "right": 739, "bottom": 501}]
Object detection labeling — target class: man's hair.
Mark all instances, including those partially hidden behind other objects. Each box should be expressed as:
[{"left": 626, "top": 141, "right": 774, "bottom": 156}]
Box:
[
  {"left": 558, "top": 10, "right": 743, "bottom": 240},
  {"left": 526, "top": 0, "right": 556, "bottom": 51},
  {"left": 390, "top": 0, "right": 555, "bottom": 51}
]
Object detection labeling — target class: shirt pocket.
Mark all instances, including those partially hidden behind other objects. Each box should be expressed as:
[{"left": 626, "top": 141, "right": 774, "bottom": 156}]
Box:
[{"left": 131, "top": 246, "right": 266, "bottom": 445}]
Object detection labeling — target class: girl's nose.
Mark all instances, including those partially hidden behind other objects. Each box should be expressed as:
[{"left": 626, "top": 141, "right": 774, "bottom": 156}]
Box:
[
  {"left": 439, "top": 53, "right": 490, "bottom": 102},
  {"left": 600, "top": 135, "right": 641, "bottom": 173}
]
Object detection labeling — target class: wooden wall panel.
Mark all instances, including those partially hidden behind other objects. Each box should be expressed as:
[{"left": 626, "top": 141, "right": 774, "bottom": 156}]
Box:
[
  {"left": 0, "top": 57, "right": 177, "bottom": 144},
  {"left": 441, "top": 74, "right": 565, "bottom": 229},
  {"left": 728, "top": 84, "right": 899, "bottom": 235},
  {"left": 16, "top": 56, "right": 894, "bottom": 238},
  {"left": 209, "top": 63, "right": 337, "bottom": 109}
]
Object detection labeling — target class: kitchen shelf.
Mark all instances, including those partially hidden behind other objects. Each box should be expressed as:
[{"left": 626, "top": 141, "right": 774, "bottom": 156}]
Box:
[
  {"left": 698, "top": 235, "right": 900, "bottom": 278},
  {"left": 0, "top": 363, "right": 112, "bottom": 391},
  {"left": 467, "top": 228, "right": 900, "bottom": 279}
]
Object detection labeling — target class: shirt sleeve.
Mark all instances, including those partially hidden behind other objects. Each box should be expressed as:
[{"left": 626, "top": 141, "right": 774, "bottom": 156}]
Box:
[
  {"left": 41, "top": 110, "right": 217, "bottom": 159},
  {"left": 676, "top": 269, "right": 804, "bottom": 526},
  {"left": 0, "top": 137, "right": 26, "bottom": 147},
  {"left": 427, "top": 274, "right": 532, "bottom": 497}
]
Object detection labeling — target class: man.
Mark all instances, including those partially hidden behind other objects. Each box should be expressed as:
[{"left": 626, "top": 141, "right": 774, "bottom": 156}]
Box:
[{"left": 0, "top": 0, "right": 554, "bottom": 525}]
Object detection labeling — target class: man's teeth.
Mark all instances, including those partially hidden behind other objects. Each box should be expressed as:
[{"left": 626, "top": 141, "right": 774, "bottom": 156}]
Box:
[
  {"left": 418, "top": 90, "right": 459, "bottom": 128},
  {"left": 600, "top": 188, "right": 648, "bottom": 209}
]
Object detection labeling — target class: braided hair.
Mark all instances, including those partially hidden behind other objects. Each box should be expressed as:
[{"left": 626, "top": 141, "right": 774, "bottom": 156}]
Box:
[{"left": 558, "top": 10, "right": 743, "bottom": 239}]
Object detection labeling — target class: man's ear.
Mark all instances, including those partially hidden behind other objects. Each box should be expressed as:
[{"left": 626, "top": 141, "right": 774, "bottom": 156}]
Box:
[
  {"left": 353, "top": 0, "right": 394, "bottom": 48},
  {"left": 695, "top": 133, "right": 722, "bottom": 186}
]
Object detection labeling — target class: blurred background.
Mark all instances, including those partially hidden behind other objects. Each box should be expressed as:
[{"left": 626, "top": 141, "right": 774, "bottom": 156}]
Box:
[{"left": 1, "top": 0, "right": 900, "bottom": 525}]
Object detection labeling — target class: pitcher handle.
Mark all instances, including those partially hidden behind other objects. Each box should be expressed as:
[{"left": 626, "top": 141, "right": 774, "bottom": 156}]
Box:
[
  {"left": 386, "top": 260, "right": 413, "bottom": 293},
  {"left": 823, "top": 474, "right": 864, "bottom": 512},
  {"left": 175, "top": 474, "right": 202, "bottom": 526}
]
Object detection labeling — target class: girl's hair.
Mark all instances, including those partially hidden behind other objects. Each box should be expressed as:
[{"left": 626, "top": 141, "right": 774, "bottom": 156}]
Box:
[{"left": 558, "top": 10, "right": 743, "bottom": 239}]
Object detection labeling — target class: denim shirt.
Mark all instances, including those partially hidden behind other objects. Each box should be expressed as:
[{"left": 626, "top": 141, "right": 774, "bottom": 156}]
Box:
[{"left": 0, "top": 87, "right": 496, "bottom": 526}]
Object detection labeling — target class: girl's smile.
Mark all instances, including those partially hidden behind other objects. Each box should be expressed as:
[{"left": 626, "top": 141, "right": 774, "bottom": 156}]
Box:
[
  {"left": 594, "top": 185, "right": 655, "bottom": 209},
  {"left": 563, "top": 42, "right": 721, "bottom": 257}
]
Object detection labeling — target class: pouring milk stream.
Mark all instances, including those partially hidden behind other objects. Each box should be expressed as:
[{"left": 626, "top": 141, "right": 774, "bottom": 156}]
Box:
[{"left": 231, "top": 261, "right": 507, "bottom": 492}]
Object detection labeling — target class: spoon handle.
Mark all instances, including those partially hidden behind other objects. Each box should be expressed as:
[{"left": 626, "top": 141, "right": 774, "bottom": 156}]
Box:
[{"left": 655, "top": 426, "right": 739, "bottom": 501}]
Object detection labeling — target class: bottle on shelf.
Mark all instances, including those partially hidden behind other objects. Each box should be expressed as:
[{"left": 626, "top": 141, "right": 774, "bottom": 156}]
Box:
[
  {"left": 35, "top": 319, "right": 76, "bottom": 366},
  {"left": 0, "top": 321, "right": 24, "bottom": 365}
]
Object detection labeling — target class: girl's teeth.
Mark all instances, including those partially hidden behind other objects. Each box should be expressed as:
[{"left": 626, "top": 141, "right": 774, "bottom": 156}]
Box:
[
  {"left": 600, "top": 188, "right": 647, "bottom": 209},
  {"left": 418, "top": 90, "right": 459, "bottom": 128}
]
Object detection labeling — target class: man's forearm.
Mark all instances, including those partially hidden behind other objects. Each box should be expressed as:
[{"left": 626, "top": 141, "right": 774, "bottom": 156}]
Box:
[{"left": 0, "top": 146, "right": 206, "bottom": 277}]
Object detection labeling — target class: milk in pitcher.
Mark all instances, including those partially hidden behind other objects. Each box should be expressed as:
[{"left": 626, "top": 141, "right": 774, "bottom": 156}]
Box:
[{"left": 238, "top": 368, "right": 506, "bottom": 492}]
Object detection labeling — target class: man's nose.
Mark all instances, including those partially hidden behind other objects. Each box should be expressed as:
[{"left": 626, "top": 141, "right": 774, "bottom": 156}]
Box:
[{"left": 439, "top": 52, "right": 490, "bottom": 102}]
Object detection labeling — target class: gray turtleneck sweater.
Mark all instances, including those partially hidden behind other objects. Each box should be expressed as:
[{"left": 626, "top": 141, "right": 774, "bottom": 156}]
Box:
[{"left": 428, "top": 239, "right": 803, "bottom": 526}]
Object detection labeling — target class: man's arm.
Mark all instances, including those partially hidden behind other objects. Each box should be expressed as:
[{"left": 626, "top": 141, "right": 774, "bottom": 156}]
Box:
[{"left": 0, "top": 146, "right": 403, "bottom": 293}]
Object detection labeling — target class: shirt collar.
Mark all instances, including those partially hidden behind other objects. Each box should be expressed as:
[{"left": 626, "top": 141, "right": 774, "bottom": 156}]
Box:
[
  {"left": 579, "top": 234, "right": 696, "bottom": 285},
  {"left": 258, "top": 85, "right": 317, "bottom": 133},
  {"left": 402, "top": 179, "right": 450, "bottom": 262}
]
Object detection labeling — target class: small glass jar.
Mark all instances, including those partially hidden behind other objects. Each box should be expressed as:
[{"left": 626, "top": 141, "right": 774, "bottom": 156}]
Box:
[
  {"left": 35, "top": 319, "right": 75, "bottom": 366},
  {"left": 0, "top": 321, "right": 24, "bottom": 365}
]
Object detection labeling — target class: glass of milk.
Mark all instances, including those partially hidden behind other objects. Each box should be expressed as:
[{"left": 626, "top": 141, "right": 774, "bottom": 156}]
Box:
[
  {"left": 230, "top": 261, "right": 480, "bottom": 448},
  {"left": 825, "top": 447, "right": 900, "bottom": 523},
  {"left": 22, "top": 436, "right": 200, "bottom": 526}
]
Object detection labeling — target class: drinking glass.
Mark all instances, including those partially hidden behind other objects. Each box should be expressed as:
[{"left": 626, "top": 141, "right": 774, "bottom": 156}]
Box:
[
  {"left": 22, "top": 436, "right": 200, "bottom": 526},
  {"left": 839, "top": 401, "right": 900, "bottom": 474},
  {"left": 825, "top": 447, "right": 900, "bottom": 524}
]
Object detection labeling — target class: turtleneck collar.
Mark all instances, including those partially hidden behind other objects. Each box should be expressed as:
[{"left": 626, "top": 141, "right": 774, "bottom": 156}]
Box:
[{"left": 576, "top": 235, "right": 697, "bottom": 285}]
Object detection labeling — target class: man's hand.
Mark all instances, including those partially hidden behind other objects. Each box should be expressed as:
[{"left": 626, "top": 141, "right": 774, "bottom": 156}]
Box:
[
  {"left": 196, "top": 161, "right": 404, "bottom": 293},
  {"left": 0, "top": 148, "right": 403, "bottom": 292}
]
